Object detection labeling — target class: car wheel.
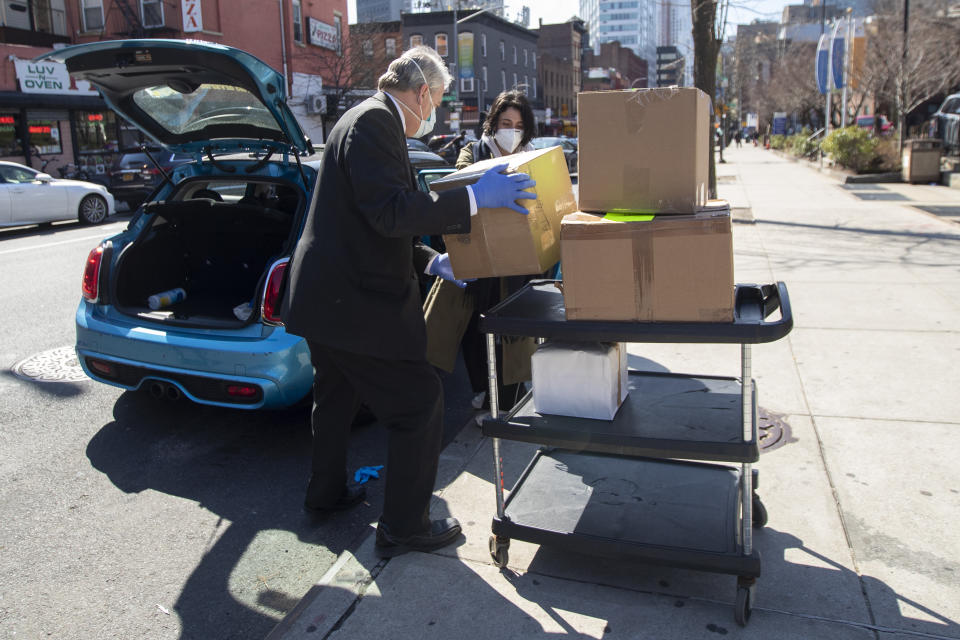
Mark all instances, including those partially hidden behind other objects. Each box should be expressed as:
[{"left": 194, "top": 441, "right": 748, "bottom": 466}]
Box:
[{"left": 78, "top": 194, "right": 108, "bottom": 225}]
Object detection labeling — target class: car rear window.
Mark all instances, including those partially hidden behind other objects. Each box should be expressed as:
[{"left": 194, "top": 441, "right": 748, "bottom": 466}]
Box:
[{"left": 133, "top": 83, "right": 280, "bottom": 137}]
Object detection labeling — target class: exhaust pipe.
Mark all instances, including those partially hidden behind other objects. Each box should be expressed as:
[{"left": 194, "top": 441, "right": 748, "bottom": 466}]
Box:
[
  {"left": 165, "top": 384, "right": 181, "bottom": 401},
  {"left": 149, "top": 381, "right": 165, "bottom": 400}
]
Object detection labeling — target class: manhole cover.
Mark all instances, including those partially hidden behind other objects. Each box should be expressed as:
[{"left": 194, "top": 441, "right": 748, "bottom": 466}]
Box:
[
  {"left": 11, "top": 346, "right": 88, "bottom": 383},
  {"left": 758, "top": 408, "right": 793, "bottom": 453}
]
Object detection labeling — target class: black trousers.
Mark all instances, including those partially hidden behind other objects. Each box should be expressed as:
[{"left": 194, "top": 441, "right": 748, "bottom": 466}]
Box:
[{"left": 306, "top": 341, "right": 444, "bottom": 537}]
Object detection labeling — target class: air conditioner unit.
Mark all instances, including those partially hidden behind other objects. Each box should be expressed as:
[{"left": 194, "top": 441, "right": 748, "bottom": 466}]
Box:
[{"left": 305, "top": 94, "right": 326, "bottom": 115}]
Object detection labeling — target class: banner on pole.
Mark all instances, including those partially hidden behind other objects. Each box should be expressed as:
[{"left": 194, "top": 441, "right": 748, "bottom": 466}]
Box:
[
  {"left": 830, "top": 21, "right": 845, "bottom": 90},
  {"left": 815, "top": 34, "right": 830, "bottom": 95}
]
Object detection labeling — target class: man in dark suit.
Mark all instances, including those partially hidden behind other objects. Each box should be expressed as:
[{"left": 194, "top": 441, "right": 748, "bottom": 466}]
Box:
[{"left": 282, "top": 46, "right": 535, "bottom": 557}]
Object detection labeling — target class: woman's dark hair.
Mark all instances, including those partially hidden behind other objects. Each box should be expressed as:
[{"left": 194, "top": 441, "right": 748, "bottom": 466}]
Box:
[{"left": 482, "top": 90, "right": 536, "bottom": 147}]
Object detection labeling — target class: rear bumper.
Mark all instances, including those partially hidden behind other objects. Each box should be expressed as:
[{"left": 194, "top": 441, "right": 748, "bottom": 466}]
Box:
[{"left": 76, "top": 302, "right": 313, "bottom": 409}]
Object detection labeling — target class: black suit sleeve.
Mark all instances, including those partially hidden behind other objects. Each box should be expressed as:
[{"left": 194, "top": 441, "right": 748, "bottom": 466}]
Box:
[
  {"left": 344, "top": 108, "right": 471, "bottom": 238},
  {"left": 413, "top": 240, "right": 439, "bottom": 275}
]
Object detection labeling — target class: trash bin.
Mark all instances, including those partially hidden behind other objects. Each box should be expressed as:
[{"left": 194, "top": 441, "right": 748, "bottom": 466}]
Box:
[{"left": 902, "top": 139, "right": 942, "bottom": 184}]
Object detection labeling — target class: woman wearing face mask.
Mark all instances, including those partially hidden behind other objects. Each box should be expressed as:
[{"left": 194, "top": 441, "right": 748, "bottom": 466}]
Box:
[
  {"left": 456, "top": 90, "right": 535, "bottom": 169},
  {"left": 453, "top": 90, "right": 539, "bottom": 417}
]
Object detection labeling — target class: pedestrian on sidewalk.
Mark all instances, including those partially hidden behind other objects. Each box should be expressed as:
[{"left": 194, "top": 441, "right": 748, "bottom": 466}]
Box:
[{"left": 281, "top": 46, "right": 536, "bottom": 558}]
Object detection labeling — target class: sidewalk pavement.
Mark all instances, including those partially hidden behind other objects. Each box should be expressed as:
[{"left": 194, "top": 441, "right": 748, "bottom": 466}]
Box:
[{"left": 270, "top": 144, "right": 960, "bottom": 640}]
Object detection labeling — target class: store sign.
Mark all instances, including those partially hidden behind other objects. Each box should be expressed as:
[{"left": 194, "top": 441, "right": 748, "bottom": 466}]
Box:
[
  {"left": 309, "top": 18, "right": 339, "bottom": 51},
  {"left": 13, "top": 60, "right": 98, "bottom": 96},
  {"left": 182, "top": 0, "right": 202, "bottom": 32}
]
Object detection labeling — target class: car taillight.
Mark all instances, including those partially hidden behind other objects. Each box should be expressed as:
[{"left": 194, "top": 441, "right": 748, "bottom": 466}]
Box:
[
  {"left": 82, "top": 244, "right": 104, "bottom": 302},
  {"left": 227, "top": 384, "right": 259, "bottom": 397},
  {"left": 261, "top": 259, "right": 289, "bottom": 325}
]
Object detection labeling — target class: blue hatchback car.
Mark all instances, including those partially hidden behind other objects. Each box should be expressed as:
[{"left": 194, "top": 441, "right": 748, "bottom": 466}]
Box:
[{"left": 41, "top": 39, "right": 452, "bottom": 409}]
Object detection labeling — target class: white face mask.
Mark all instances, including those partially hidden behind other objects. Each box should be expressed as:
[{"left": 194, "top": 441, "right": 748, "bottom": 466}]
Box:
[
  {"left": 398, "top": 57, "right": 436, "bottom": 138},
  {"left": 494, "top": 128, "right": 523, "bottom": 153}
]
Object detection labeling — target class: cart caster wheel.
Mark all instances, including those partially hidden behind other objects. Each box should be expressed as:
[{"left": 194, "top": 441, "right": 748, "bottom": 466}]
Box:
[
  {"left": 489, "top": 535, "right": 510, "bottom": 569},
  {"left": 735, "top": 578, "right": 756, "bottom": 627},
  {"left": 752, "top": 495, "right": 768, "bottom": 529}
]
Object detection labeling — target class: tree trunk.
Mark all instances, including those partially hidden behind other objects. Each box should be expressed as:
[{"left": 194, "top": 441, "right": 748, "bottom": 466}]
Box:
[{"left": 692, "top": 0, "right": 719, "bottom": 198}]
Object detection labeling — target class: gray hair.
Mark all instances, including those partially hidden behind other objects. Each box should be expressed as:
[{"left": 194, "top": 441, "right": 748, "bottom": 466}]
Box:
[{"left": 378, "top": 45, "right": 453, "bottom": 93}]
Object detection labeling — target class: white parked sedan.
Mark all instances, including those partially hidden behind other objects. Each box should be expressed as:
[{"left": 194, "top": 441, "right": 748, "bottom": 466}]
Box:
[{"left": 0, "top": 161, "right": 115, "bottom": 227}]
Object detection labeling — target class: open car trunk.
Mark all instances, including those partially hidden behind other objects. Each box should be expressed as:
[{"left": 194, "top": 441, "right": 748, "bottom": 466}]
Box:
[{"left": 113, "top": 197, "right": 295, "bottom": 327}]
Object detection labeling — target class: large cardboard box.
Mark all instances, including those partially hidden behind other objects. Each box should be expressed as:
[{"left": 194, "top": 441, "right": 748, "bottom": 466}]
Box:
[
  {"left": 560, "top": 205, "right": 734, "bottom": 322},
  {"left": 532, "top": 341, "right": 629, "bottom": 420},
  {"left": 578, "top": 88, "right": 711, "bottom": 214},
  {"left": 430, "top": 146, "right": 577, "bottom": 279}
]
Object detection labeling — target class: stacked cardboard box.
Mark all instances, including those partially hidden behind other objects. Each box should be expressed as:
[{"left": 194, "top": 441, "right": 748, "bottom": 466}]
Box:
[
  {"left": 561, "top": 87, "right": 735, "bottom": 323},
  {"left": 429, "top": 146, "right": 577, "bottom": 280}
]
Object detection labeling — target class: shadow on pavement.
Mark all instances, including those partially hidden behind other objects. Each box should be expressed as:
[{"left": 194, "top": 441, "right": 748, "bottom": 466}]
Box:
[
  {"left": 84, "top": 358, "right": 474, "bottom": 639},
  {"left": 756, "top": 218, "right": 960, "bottom": 242}
]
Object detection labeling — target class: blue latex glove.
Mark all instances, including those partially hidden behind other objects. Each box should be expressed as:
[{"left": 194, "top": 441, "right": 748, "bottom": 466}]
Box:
[
  {"left": 353, "top": 465, "right": 384, "bottom": 484},
  {"left": 471, "top": 163, "right": 537, "bottom": 215},
  {"left": 429, "top": 253, "right": 474, "bottom": 289}
]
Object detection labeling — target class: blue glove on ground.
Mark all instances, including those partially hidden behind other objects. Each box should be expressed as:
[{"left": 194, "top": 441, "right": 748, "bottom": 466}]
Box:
[
  {"left": 471, "top": 163, "right": 537, "bottom": 215},
  {"left": 353, "top": 465, "right": 384, "bottom": 484},
  {"left": 429, "top": 253, "right": 474, "bottom": 289}
]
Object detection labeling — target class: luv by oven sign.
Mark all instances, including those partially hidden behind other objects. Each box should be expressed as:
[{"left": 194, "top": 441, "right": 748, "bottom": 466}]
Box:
[{"left": 13, "top": 60, "right": 98, "bottom": 95}]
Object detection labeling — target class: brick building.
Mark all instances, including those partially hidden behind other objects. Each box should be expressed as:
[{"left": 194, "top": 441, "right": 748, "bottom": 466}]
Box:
[
  {"left": 535, "top": 18, "right": 586, "bottom": 133},
  {"left": 0, "top": 0, "right": 346, "bottom": 180},
  {"left": 402, "top": 9, "right": 538, "bottom": 136}
]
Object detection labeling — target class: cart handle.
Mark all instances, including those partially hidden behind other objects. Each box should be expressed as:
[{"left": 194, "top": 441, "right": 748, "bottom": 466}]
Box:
[{"left": 735, "top": 281, "right": 792, "bottom": 331}]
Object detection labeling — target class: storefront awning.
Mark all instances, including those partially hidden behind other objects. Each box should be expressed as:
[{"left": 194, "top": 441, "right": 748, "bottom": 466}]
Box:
[{"left": 0, "top": 91, "right": 107, "bottom": 110}]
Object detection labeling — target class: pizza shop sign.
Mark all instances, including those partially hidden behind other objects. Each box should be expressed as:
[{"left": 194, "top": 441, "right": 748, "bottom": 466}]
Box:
[{"left": 13, "top": 59, "right": 98, "bottom": 95}]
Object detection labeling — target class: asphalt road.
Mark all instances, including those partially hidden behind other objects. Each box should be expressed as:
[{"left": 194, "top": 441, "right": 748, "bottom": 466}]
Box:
[{"left": 0, "top": 214, "right": 476, "bottom": 639}]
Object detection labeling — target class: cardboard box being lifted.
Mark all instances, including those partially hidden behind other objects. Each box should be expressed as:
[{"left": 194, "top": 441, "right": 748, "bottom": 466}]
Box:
[
  {"left": 429, "top": 146, "right": 577, "bottom": 279},
  {"left": 578, "top": 88, "right": 711, "bottom": 214},
  {"left": 560, "top": 204, "right": 734, "bottom": 322}
]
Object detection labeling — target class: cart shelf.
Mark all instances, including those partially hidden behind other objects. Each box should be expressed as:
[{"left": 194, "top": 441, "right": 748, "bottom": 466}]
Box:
[
  {"left": 479, "top": 281, "right": 792, "bottom": 344},
  {"left": 483, "top": 371, "right": 758, "bottom": 462},
  {"left": 493, "top": 449, "right": 761, "bottom": 577}
]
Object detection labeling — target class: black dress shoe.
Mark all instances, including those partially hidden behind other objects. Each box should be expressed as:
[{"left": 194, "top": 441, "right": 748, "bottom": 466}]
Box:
[
  {"left": 375, "top": 518, "right": 462, "bottom": 558},
  {"left": 304, "top": 485, "right": 367, "bottom": 513}
]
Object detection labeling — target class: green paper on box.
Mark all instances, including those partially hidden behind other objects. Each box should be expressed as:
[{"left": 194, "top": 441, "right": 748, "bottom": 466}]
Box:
[{"left": 604, "top": 212, "right": 655, "bottom": 222}]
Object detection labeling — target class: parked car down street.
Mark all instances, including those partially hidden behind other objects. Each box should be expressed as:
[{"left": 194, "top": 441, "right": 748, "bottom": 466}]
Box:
[
  {"left": 930, "top": 92, "right": 960, "bottom": 155},
  {"left": 109, "top": 148, "right": 195, "bottom": 210},
  {"left": 531, "top": 136, "right": 578, "bottom": 173},
  {"left": 38, "top": 38, "right": 452, "bottom": 411},
  {"left": 0, "top": 160, "right": 114, "bottom": 227}
]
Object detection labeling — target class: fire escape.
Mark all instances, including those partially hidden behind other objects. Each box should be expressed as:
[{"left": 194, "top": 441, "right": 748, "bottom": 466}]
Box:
[{"left": 112, "top": 0, "right": 145, "bottom": 37}]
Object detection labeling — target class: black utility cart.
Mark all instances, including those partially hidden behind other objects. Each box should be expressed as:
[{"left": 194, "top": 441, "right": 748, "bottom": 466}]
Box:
[{"left": 479, "top": 280, "right": 793, "bottom": 626}]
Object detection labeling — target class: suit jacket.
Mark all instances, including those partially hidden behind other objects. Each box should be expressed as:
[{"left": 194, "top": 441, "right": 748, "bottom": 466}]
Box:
[{"left": 282, "top": 92, "right": 471, "bottom": 360}]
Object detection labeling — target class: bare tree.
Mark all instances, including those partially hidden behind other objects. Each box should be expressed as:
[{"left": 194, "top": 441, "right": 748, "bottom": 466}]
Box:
[
  {"left": 864, "top": 0, "right": 960, "bottom": 149},
  {"left": 692, "top": 0, "right": 730, "bottom": 197},
  {"left": 763, "top": 42, "right": 822, "bottom": 128}
]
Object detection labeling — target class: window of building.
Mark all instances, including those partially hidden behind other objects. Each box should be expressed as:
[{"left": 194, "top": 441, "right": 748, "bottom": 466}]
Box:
[
  {"left": 512, "top": 72, "right": 517, "bottom": 89},
  {"left": 499, "top": 40, "right": 505, "bottom": 61},
  {"left": 435, "top": 33, "right": 448, "bottom": 57},
  {"left": 480, "top": 33, "right": 487, "bottom": 57},
  {"left": 292, "top": 0, "right": 303, "bottom": 43},
  {"left": 363, "top": 39, "right": 373, "bottom": 57},
  {"left": 523, "top": 49, "right": 528, "bottom": 67},
  {"left": 512, "top": 45, "right": 517, "bottom": 64},
  {"left": 81, "top": 0, "right": 103, "bottom": 31},
  {"left": 385, "top": 37, "right": 396, "bottom": 56},
  {"left": 524, "top": 75, "right": 528, "bottom": 92},
  {"left": 0, "top": 114, "right": 23, "bottom": 157},
  {"left": 74, "top": 110, "right": 118, "bottom": 154},
  {"left": 482, "top": 66, "right": 487, "bottom": 92},
  {"left": 410, "top": 34, "right": 423, "bottom": 47},
  {"left": 140, "top": 0, "right": 163, "bottom": 27},
  {"left": 462, "top": 77, "right": 474, "bottom": 93},
  {"left": 333, "top": 14, "right": 342, "bottom": 55},
  {"left": 500, "top": 69, "right": 506, "bottom": 90},
  {"left": 532, "top": 77, "right": 537, "bottom": 98},
  {"left": 28, "top": 120, "right": 62, "bottom": 155}
]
